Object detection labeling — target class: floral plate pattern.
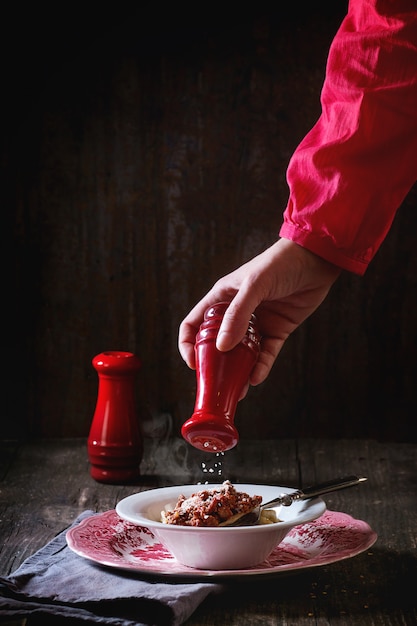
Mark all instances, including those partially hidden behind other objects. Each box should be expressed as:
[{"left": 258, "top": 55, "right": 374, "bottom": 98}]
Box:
[{"left": 66, "top": 509, "right": 377, "bottom": 579}]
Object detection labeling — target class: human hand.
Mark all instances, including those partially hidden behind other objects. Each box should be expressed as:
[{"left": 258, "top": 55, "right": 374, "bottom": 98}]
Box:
[{"left": 178, "top": 238, "right": 341, "bottom": 393}]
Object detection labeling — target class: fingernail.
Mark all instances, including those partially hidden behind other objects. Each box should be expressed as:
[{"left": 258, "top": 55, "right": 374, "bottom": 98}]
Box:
[{"left": 216, "top": 332, "right": 228, "bottom": 351}]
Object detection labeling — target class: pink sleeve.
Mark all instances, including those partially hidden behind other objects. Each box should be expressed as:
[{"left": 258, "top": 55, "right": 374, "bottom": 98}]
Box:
[{"left": 279, "top": 0, "right": 417, "bottom": 275}]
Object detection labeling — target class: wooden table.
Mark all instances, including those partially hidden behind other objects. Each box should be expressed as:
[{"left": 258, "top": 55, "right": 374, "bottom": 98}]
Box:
[{"left": 1, "top": 437, "right": 416, "bottom": 625}]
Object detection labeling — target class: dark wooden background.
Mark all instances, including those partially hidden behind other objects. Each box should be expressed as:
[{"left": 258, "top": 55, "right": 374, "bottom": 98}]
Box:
[{"left": 3, "top": 2, "right": 416, "bottom": 444}]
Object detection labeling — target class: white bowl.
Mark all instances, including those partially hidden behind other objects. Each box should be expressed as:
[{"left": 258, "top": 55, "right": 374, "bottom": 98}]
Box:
[{"left": 116, "top": 483, "right": 326, "bottom": 570}]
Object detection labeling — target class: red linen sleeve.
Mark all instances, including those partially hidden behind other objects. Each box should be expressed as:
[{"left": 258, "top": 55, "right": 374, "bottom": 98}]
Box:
[{"left": 279, "top": 0, "right": 417, "bottom": 275}]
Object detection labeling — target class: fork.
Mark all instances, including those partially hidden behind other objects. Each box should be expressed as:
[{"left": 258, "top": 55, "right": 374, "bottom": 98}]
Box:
[{"left": 221, "top": 475, "right": 367, "bottom": 527}]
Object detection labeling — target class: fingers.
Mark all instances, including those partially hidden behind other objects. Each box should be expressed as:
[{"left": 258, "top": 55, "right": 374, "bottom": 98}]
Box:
[
  {"left": 178, "top": 293, "right": 231, "bottom": 368},
  {"left": 178, "top": 336, "right": 196, "bottom": 370},
  {"left": 249, "top": 336, "right": 285, "bottom": 386},
  {"left": 178, "top": 319, "right": 200, "bottom": 369},
  {"left": 238, "top": 381, "right": 250, "bottom": 401},
  {"left": 179, "top": 295, "right": 258, "bottom": 369},
  {"left": 216, "top": 289, "right": 262, "bottom": 352}
]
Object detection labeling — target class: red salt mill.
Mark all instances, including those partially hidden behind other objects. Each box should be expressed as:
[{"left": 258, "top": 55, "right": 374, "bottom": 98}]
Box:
[
  {"left": 181, "top": 302, "right": 261, "bottom": 453},
  {"left": 88, "top": 351, "right": 143, "bottom": 483}
]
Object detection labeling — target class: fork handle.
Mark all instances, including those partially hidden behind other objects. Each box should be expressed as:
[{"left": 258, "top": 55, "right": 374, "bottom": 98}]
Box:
[
  {"left": 299, "top": 475, "right": 367, "bottom": 499},
  {"left": 264, "top": 475, "right": 367, "bottom": 508}
]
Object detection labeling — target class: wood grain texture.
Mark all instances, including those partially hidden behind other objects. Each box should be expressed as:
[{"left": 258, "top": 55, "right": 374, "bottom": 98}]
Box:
[
  {"left": 0, "top": 437, "right": 416, "bottom": 625},
  {"left": 3, "top": 3, "right": 416, "bottom": 441}
]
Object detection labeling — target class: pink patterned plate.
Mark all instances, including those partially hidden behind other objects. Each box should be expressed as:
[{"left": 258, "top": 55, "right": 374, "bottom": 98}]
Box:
[{"left": 66, "top": 509, "right": 377, "bottom": 579}]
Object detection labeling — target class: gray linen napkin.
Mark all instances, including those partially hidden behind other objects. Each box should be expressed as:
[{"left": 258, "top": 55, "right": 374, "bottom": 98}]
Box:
[{"left": 0, "top": 511, "right": 223, "bottom": 626}]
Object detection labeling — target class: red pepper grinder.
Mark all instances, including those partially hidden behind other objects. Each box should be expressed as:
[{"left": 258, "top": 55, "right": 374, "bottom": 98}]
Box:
[
  {"left": 88, "top": 351, "right": 143, "bottom": 483},
  {"left": 181, "top": 302, "right": 261, "bottom": 453}
]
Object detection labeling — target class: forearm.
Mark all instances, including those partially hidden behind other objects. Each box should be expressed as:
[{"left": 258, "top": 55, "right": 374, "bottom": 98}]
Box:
[{"left": 280, "top": 0, "right": 417, "bottom": 274}]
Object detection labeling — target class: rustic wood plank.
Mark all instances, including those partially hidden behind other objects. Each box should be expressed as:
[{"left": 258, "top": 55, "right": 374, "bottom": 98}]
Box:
[
  {"left": 186, "top": 438, "right": 417, "bottom": 625},
  {"left": 3, "top": 3, "right": 417, "bottom": 443},
  {"left": 0, "top": 442, "right": 20, "bottom": 482},
  {"left": 0, "top": 438, "right": 416, "bottom": 626}
]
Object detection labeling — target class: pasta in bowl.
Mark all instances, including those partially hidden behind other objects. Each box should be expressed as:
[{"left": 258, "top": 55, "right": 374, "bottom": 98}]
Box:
[{"left": 116, "top": 481, "right": 326, "bottom": 570}]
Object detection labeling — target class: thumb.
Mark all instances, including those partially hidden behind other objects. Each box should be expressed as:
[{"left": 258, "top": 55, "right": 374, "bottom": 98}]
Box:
[{"left": 216, "top": 294, "right": 260, "bottom": 352}]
